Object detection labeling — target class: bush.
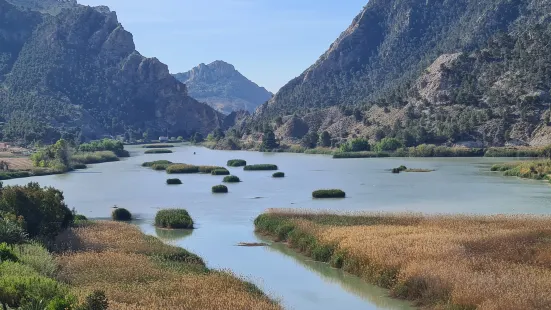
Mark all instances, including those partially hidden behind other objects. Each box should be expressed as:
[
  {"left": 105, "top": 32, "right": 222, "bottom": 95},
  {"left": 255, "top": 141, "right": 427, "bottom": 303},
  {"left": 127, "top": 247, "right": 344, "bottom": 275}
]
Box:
[
  {"left": 155, "top": 209, "right": 194, "bottom": 229},
  {"left": 166, "top": 178, "right": 182, "bottom": 185},
  {"left": 211, "top": 169, "right": 230, "bottom": 176},
  {"left": 0, "top": 171, "right": 32, "bottom": 180},
  {"left": 0, "top": 182, "right": 73, "bottom": 239},
  {"left": 0, "top": 242, "right": 18, "bottom": 262},
  {"left": 71, "top": 151, "right": 119, "bottom": 165},
  {"left": 374, "top": 138, "right": 404, "bottom": 152},
  {"left": 151, "top": 163, "right": 170, "bottom": 171},
  {"left": 484, "top": 147, "right": 542, "bottom": 158},
  {"left": 0, "top": 219, "right": 27, "bottom": 245},
  {"left": 83, "top": 290, "right": 109, "bottom": 310},
  {"left": 273, "top": 172, "right": 285, "bottom": 178},
  {"left": 72, "top": 163, "right": 87, "bottom": 170},
  {"left": 340, "top": 138, "right": 370, "bottom": 152},
  {"left": 223, "top": 175, "right": 241, "bottom": 183},
  {"left": 142, "top": 160, "right": 173, "bottom": 167},
  {"left": 111, "top": 208, "right": 132, "bottom": 221},
  {"left": 212, "top": 185, "right": 228, "bottom": 193},
  {"left": 244, "top": 164, "right": 278, "bottom": 171},
  {"left": 312, "top": 189, "right": 346, "bottom": 198},
  {"left": 74, "top": 214, "right": 87, "bottom": 221},
  {"left": 198, "top": 166, "right": 225, "bottom": 174},
  {"left": 166, "top": 164, "right": 199, "bottom": 174},
  {"left": 17, "top": 242, "right": 57, "bottom": 278},
  {"left": 143, "top": 144, "right": 175, "bottom": 149},
  {"left": 79, "top": 139, "right": 129, "bottom": 157},
  {"left": 227, "top": 159, "right": 247, "bottom": 167},
  {"left": 144, "top": 149, "right": 173, "bottom": 154}
]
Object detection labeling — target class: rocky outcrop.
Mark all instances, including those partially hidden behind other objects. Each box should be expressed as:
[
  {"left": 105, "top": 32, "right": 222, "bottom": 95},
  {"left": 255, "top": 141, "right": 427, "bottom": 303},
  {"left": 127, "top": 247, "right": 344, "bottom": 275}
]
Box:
[
  {"left": 0, "top": 0, "right": 224, "bottom": 142},
  {"left": 174, "top": 61, "right": 272, "bottom": 114}
]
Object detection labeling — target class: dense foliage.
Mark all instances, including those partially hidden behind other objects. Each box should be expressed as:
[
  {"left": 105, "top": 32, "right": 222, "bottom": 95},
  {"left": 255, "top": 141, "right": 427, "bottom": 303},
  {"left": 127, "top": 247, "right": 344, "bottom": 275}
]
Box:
[
  {"left": 272, "top": 172, "right": 285, "bottom": 178},
  {"left": 244, "top": 164, "right": 278, "bottom": 171},
  {"left": 212, "top": 185, "right": 228, "bottom": 193},
  {"left": 111, "top": 208, "right": 132, "bottom": 221},
  {"left": 145, "top": 149, "right": 173, "bottom": 154},
  {"left": 0, "top": 182, "right": 72, "bottom": 239},
  {"left": 79, "top": 139, "right": 129, "bottom": 157},
  {"left": 312, "top": 189, "right": 346, "bottom": 199},
  {"left": 223, "top": 175, "right": 241, "bottom": 183},
  {"left": 227, "top": 159, "right": 247, "bottom": 167},
  {"left": 166, "top": 178, "right": 182, "bottom": 185},
  {"left": 212, "top": 169, "right": 230, "bottom": 176},
  {"left": 154, "top": 209, "right": 193, "bottom": 229}
]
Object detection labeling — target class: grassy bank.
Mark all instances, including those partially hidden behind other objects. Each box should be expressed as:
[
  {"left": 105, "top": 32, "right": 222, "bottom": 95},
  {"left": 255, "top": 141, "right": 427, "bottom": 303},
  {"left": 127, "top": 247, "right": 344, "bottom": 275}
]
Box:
[
  {"left": 71, "top": 151, "right": 119, "bottom": 165},
  {"left": 491, "top": 160, "right": 551, "bottom": 180},
  {"left": 55, "top": 221, "right": 280, "bottom": 309},
  {"left": 255, "top": 210, "right": 551, "bottom": 309},
  {"left": 145, "top": 149, "right": 173, "bottom": 154}
]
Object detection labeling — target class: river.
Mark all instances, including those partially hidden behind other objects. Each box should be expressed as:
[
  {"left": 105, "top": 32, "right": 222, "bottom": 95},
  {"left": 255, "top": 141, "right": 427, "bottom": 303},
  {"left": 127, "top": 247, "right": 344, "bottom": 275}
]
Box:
[{"left": 4, "top": 145, "right": 551, "bottom": 310}]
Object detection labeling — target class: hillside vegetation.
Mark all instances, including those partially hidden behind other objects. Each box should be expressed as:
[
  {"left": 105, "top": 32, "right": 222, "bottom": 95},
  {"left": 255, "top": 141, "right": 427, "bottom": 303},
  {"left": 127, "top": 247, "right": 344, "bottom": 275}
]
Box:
[{"left": 239, "top": 0, "right": 551, "bottom": 148}]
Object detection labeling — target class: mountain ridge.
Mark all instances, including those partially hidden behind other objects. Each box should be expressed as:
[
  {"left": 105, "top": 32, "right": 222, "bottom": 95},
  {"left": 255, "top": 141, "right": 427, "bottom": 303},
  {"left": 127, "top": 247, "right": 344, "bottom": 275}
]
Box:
[
  {"left": 0, "top": 0, "right": 225, "bottom": 142},
  {"left": 174, "top": 60, "right": 272, "bottom": 114}
]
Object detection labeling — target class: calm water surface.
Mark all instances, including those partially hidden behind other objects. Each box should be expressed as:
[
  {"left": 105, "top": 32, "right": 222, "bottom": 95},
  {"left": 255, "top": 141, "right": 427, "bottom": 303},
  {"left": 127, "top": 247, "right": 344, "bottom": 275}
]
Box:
[{"left": 5, "top": 145, "right": 551, "bottom": 310}]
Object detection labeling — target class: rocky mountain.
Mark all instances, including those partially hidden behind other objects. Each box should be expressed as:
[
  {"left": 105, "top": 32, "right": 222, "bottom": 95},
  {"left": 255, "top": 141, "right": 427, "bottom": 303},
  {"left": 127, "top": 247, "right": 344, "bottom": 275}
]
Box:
[
  {"left": 245, "top": 0, "right": 551, "bottom": 147},
  {"left": 0, "top": 0, "right": 224, "bottom": 142},
  {"left": 173, "top": 61, "right": 272, "bottom": 114}
]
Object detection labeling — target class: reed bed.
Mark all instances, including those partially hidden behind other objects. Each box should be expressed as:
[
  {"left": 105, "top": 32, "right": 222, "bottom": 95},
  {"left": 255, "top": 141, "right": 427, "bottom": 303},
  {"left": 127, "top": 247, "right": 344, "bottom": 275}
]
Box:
[
  {"left": 244, "top": 164, "right": 278, "bottom": 171},
  {"left": 255, "top": 210, "right": 551, "bottom": 309},
  {"left": 142, "top": 160, "right": 173, "bottom": 167},
  {"left": 223, "top": 175, "right": 241, "bottom": 183},
  {"left": 144, "top": 149, "right": 173, "bottom": 154},
  {"left": 71, "top": 151, "right": 119, "bottom": 164},
  {"left": 227, "top": 159, "right": 247, "bottom": 167},
  {"left": 55, "top": 222, "right": 279, "bottom": 310},
  {"left": 166, "top": 164, "right": 200, "bottom": 174},
  {"left": 491, "top": 160, "right": 551, "bottom": 180}
]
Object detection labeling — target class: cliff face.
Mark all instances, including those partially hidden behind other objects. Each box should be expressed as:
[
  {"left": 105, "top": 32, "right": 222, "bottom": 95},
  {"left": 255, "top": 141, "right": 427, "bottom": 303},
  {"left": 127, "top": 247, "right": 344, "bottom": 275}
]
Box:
[
  {"left": 174, "top": 61, "right": 272, "bottom": 114},
  {"left": 0, "top": 0, "right": 224, "bottom": 142},
  {"left": 246, "top": 0, "right": 551, "bottom": 147}
]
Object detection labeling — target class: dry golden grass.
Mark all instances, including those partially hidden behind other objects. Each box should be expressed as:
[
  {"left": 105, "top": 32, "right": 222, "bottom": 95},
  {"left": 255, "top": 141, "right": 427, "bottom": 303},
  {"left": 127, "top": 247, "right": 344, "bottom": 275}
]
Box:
[
  {"left": 257, "top": 210, "right": 551, "bottom": 309},
  {"left": 55, "top": 221, "right": 280, "bottom": 310},
  {"left": 0, "top": 157, "right": 33, "bottom": 169}
]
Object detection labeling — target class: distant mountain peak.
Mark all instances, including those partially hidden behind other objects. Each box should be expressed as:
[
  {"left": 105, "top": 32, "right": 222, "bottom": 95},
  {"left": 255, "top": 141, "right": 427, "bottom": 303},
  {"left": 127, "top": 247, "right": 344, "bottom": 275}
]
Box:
[{"left": 173, "top": 61, "right": 272, "bottom": 114}]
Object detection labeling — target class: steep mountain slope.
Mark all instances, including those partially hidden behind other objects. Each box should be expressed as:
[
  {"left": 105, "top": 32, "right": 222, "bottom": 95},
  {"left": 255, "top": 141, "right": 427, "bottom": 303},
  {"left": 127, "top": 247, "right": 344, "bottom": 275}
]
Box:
[
  {"left": 174, "top": 61, "right": 272, "bottom": 114},
  {"left": 0, "top": 0, "right": 224, "bottom": 142},
  {"left": 246, "top": 0, "right": 551, "bottom": 147}
]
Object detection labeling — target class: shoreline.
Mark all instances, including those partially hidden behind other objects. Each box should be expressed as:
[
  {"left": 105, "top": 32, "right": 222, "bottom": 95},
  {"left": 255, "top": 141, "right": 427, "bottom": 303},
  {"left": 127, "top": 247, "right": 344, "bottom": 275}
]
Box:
[{"left": 255, "top": 210, "right": 551, "bottom": 310}]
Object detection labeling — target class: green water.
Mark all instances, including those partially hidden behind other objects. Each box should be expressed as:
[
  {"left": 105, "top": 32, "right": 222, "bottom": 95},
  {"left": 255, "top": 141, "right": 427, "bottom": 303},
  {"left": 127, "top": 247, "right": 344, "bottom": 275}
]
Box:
[{"left": 5, "top": 145, "right": 551, "bottom": 309}]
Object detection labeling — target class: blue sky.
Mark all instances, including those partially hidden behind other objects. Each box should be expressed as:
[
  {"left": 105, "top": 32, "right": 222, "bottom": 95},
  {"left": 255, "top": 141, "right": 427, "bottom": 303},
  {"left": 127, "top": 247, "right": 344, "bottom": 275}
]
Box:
[{"left": 78, "top": 0, "right": 367, "bottom": 93}]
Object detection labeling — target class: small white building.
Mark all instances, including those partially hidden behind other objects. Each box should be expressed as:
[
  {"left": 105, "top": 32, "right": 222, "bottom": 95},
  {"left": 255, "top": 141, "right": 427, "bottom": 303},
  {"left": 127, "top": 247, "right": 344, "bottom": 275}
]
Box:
[{"left": 159, "top": 136, "right": 169, "bottom": 142}]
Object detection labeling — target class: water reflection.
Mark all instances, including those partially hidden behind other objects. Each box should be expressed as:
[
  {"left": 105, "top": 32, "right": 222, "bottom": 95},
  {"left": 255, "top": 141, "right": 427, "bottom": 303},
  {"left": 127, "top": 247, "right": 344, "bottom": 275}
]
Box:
[{"left": 154, "top": 227, "right": 193, "bottom": 241}]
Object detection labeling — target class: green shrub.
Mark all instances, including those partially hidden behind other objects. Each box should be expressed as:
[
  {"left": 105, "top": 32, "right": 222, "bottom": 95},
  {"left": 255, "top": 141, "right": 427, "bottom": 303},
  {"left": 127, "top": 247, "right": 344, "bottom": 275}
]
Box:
[
  {"left": 166, "top": 164, "right": 199, "bottom": 174},
  {"left": 142, "top": 160, "right": 173, "bottom": 167},
  {"left": 17, "top": 242, "right": 57, "bottom": 278},
  {"left": 144, "top": 149, "right": 173, "bottom": 154},
  {"left": 74, "top": 214, "right": 87, "bottom": 221},
  {"left": 111, "top": 208, "right": 132, "bottom": 221},
  {"left": 154, "top": 209, "right": 194, "bottom": 229},
  {"left": 0, "top": 242, "right": 18, "bottom": 262},
  {"left": 0, "top": 183, "right": 73, "bottom": 239},
  {"left": 72, "top": 163, "right": 87, "bottom": 170},
  {"left": 227, "top": 159, "right": 247, "bottom": 167},
  {"left": 223, "top": 175, "right": 241, "bottom": 183},
  {"left": 0, "top": 219, "right": 27, "bottom": 245},
  {"left": 83, "top": 290, "right": 109, "bottom": 310},
  {"left": 273, "top": 172, "right": 285, "bottom": 178},
  {"left": 143, "top": 144, "right": 175, "bottom": 148},
  {"left": 244, "top": 164, "right": 278, "bottom": 171},
  {"left": 79, "top": 139, "right": 129, "bottom": 157},
  {"left": 374, "top": 138, "right": 404, "bottom": 152},
  {"left": 166, "top": 178, "right": 182, "bottom": 185},
  {"left": 212, "top": 185, "right": 228, "bottom": 193},
  {"left": 0, "top": 171, "right": 32, "bottom": 180},
  {"left": 198, "top": 166, "right": 225, "bottom": 174},
  {"left": 340, "top": 138, "right": 370, "bottom": 152},
  {"left": 211, "top": 169, "right": 230, "bottom": 175},
  {"left": 71, "top": 151, "right": 119, "bottom": 165},
  {"left": 312, "top": 189, "right": 346, "bottom": 198}
]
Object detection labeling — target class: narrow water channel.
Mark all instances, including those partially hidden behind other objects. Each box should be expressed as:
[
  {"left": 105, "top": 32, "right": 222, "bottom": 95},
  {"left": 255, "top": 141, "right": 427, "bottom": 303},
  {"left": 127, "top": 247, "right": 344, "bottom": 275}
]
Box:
[{"left": 5, "top": 145, "right": 551, "bottom": 309}]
